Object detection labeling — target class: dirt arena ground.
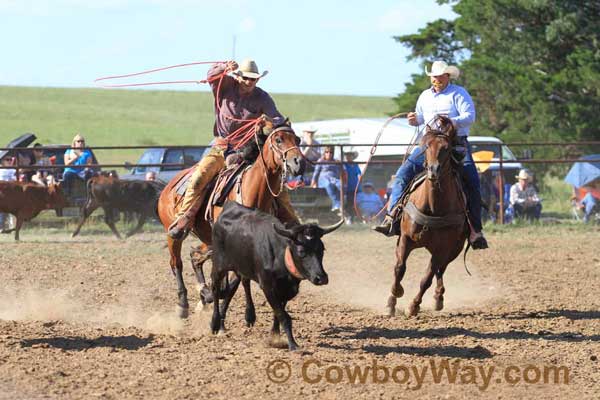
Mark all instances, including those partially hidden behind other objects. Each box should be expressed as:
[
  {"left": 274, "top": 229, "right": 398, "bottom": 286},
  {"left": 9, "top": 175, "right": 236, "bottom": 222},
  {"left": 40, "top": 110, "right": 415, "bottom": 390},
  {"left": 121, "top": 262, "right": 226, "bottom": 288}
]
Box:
[{"left": 0, "top": 223, "right": 598, "bottom": 399}]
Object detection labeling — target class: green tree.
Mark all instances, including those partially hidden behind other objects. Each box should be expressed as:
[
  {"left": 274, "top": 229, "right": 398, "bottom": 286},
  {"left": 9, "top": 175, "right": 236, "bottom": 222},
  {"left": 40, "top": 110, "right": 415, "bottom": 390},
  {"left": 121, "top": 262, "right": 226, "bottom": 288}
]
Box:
[{"left": 393, "top": 0, "right": 600, "bottom": 151}]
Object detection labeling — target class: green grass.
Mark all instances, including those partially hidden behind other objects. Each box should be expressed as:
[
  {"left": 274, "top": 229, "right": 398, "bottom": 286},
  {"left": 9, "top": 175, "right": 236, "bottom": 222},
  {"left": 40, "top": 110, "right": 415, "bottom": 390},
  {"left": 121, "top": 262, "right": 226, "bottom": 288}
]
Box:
[{"left": 0, "top": 86, "right": 395, "bottom": 166}]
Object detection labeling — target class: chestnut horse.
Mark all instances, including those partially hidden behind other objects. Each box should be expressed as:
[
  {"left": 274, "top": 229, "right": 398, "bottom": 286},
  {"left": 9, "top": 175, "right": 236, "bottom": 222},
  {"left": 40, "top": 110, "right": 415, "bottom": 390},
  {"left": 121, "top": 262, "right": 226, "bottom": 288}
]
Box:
[
  {"left": 387, "top": 116, "right": 469, "bottom": 317},
  {"left": 157, "top": 126, "right": 305, "bottom": 318}
]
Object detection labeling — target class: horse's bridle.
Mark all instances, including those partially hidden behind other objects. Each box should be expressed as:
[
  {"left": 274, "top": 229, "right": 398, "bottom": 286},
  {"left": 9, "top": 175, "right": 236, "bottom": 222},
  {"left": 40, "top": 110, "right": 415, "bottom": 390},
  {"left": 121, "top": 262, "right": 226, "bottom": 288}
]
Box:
[
  {"left": 255, "top": 126, "right": 301, "bottom": 197},
  {"left": 422, "top": 132, "right": 453, "bottom": 183}
]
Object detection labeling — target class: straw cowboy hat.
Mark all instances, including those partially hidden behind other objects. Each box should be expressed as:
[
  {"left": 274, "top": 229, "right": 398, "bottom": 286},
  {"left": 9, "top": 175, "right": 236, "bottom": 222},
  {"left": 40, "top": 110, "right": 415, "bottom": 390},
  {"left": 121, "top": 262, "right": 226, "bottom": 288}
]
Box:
[
  {"left": 425, "top": 60, "right": 460, "bottom": 79},
  {"left": 233, "top": 59, "right": 268, "bottom": 79},
  {"left": 344, "top": 150, "right": 359, "bottom": 160},
  {"left": 515, "top": 169, "right": 532, "bottom": 181},
  {"left": 303, "top": 127, "right": 318, "bottom": 134}
]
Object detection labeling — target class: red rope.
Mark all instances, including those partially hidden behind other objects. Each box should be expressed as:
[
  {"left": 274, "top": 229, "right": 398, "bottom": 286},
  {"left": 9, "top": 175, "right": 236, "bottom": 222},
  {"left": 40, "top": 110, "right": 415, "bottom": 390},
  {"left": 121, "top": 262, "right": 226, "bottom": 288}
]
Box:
[{"left": 95, "top": 61, "right": 225, "bottom": 82}]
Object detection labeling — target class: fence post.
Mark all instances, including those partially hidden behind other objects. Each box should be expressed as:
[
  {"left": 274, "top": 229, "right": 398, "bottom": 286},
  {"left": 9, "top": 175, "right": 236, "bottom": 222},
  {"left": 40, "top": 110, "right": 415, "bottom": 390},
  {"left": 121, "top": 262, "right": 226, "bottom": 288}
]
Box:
[
  {"left": 339, "top": 144, "right": 344, "bottom": 218},
  {"left": 498, "top": 143, "right": 504, "bottom": 223}
]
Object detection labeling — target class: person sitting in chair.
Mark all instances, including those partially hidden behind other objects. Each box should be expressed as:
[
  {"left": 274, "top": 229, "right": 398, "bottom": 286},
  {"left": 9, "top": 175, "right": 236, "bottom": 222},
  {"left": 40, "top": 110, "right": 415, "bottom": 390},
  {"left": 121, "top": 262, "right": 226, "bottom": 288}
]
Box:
[
  {"left": 62, "top": 134, "right": 93, "bottom": 196},
  {"left": 311, "top": 146, "right": 342, "bottom": 213},
  {"left": 509, "top": 169, "right": 542, "bottom": 221}
]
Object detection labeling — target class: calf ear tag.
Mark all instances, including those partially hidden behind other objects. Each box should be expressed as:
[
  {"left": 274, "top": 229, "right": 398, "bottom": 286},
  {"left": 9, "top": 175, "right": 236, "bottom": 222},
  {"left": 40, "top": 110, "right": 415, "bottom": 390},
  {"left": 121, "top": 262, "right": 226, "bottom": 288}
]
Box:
[{"left": 284, "top": 246, "right": 304, "bottom": 280}]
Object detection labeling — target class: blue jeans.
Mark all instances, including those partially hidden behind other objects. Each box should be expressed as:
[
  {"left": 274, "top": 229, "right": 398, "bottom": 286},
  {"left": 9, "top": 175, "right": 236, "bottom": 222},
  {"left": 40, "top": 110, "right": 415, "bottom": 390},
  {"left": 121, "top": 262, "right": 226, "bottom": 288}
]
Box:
[
  {"left": 318, "top": 175, "right": 341, "bottom": 210},
  {"left": 388, "top": 138, "right": 483, "bottom": 232},
  {"left": 582, "top": 193, "right": 598, "bottom": 223}
]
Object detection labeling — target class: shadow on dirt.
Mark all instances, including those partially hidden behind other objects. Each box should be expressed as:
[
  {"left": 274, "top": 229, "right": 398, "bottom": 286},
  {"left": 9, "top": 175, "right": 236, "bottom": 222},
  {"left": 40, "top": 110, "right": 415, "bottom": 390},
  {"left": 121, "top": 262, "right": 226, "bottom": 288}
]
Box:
[
  {"left": 20, "top": 335, "right": 153, "bottom": 351},
  {"left": 321, "top": 325, "right": 600, "bottom": 343},
  {"left": 317, "top": 342, "right": 493, "bottom": 359}
]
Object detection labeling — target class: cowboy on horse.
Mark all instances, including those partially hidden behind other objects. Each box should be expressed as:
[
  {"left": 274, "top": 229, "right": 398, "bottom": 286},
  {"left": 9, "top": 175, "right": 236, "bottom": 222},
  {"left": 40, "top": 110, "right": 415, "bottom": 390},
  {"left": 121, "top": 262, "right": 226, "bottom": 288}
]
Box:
[
  {"left": 374, "top": 60, "right": 488, "bottom": 250},
  {"left": 167, "top": 59, "right": 299, "bottom": 239}
]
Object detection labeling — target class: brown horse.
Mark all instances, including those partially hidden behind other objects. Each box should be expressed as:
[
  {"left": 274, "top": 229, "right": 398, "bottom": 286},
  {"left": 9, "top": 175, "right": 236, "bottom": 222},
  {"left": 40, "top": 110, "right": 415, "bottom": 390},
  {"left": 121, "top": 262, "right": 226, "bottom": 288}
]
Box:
[
  {"left": 157, "top": 126, "right": 305, "bottom": 318},
  {"left": 387, "top": 116, "right": 469, "bottom": 317}
]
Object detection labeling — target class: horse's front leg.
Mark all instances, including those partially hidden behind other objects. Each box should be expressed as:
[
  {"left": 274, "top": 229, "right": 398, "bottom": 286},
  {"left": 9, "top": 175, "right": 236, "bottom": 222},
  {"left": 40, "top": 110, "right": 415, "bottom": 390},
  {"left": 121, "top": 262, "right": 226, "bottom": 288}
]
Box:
[
  {"left": 408, "top": 258, "right": 438, "bottom": 317},
  {"left": 190, "top": 244, "right": 213, "bottom": 310},
  {"left": 433, "top": 262, "right": 450, "bottom": 311},
  {"left": 168, "top": 238, "right": 189, "bottom": 318},
  {"left": 387, "top": 235, "right": 413, "bottom": 317}
]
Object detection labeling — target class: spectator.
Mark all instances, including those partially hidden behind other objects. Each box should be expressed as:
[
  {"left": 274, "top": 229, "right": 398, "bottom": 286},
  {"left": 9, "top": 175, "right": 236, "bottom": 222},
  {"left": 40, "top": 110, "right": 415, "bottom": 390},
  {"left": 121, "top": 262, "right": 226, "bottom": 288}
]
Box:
[
  {"left": 0, "top": 156, "right": 17, "bottom": 232},
  {"left": 311, "top": 145, "right": 342, "bottom": 212},
  {"left": 574, "top": 180, "right": 600, "bottom": 223},
  {"left": 356, "top": 182, "right": 385, "bottom": 221},
  {"left": 62, "top": 133, "right": 93, "bottom": 196},
  {"left": 145, "top": 171, "right": 157, "bottom": 181},
  {"left": 300, "top": 128, "right": 321, "bottom": 163},
  {"left": 479, "top": 172, "right": 498, "bottom": 222},
  {"left": 343, "top": 150, "right": 361, "bottom": 224},
  {"left": 509, "top": 169, "right": 542, "bottom": 221}
]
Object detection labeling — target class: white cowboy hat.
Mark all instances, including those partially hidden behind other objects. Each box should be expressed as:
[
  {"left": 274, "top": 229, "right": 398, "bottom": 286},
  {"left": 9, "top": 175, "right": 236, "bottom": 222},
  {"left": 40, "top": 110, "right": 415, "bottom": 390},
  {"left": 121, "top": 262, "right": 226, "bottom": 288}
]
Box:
[
  {"left": 233, "top": 59, "right": 268, "bottom": 79},
  {"left": 303, "top": 127, "right": 317, "bottom": 134},
  {"left": 425, "top": 60, "right": 460, "bottom": 79},
  {"left": 515, "top": 169, "right": 532, "bottom": 181}
]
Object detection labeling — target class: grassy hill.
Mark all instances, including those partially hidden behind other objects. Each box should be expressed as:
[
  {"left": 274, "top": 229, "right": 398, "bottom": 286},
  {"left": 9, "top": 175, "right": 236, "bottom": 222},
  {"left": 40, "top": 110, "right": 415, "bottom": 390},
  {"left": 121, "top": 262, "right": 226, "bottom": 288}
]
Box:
[{"left": 0, "top": 86, "right": 395, "bottom": 165}]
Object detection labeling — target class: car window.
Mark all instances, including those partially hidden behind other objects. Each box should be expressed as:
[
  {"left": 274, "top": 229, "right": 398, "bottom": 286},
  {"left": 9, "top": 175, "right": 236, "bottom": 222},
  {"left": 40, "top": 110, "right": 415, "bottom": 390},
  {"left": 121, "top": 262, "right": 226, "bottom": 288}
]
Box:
[
  {"left": 183, "top": 148, "right": 206, "bottom": 166},
  {"left": 134, "top": 149, "right": 162, "bottom": 174},
  {"left": 163, "top": 149, "right": 185, "bottom": 171},
  {"left": 470, "top": 143, "right": 517, "bottom": 161}
]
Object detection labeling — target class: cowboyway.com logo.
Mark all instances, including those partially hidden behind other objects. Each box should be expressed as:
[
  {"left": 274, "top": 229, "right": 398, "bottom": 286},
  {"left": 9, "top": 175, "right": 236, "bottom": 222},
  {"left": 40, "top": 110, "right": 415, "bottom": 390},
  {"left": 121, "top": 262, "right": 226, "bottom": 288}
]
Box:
[{"left": 266, "top": 358, "right": 570, "bottom": 391}]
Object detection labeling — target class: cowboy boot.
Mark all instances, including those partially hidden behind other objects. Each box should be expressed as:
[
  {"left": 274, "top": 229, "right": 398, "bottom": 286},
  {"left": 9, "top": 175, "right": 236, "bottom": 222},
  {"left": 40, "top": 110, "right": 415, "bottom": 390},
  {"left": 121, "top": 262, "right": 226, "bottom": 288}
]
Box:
[
  {"left": 168, "top": 194, "right": 205, "bottom": 240},
  {"left": 373, "top": 204, "right": 402, "bottom": 237}
]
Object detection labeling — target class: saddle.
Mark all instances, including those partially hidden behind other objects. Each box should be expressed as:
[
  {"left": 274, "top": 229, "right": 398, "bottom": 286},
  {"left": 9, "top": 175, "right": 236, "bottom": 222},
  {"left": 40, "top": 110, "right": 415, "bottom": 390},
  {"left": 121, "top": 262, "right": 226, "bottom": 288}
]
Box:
[
  {"left": 393, "top": 165, "right": 469, "bottom": 230},
  {"left": 171, "top": 158, "right": 249, "bottom": 225}
]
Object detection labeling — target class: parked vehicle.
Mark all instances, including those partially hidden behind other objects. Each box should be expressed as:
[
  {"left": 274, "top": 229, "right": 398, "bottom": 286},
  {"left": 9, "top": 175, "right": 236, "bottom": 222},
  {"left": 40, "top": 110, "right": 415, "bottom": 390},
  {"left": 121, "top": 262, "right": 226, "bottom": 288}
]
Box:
[{"left": 120, "top": 146, "right": 209, "bottom": 183}]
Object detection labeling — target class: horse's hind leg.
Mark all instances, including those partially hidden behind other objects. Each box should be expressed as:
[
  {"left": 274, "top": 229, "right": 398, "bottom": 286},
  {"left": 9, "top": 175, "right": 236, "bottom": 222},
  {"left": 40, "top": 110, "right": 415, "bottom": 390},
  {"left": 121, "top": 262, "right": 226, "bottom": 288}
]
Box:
[
  {"left": 387, "top": 235, "right": 413, "bottom": 317},
  {"left": 168, "top": 238, "right": 190, "bottom": 318},
  {"left": 190, "top": 243, "right": 213, "bottom": 311},
  {"left": 408, "top": 257, "right": 439, "bottom": 317}
]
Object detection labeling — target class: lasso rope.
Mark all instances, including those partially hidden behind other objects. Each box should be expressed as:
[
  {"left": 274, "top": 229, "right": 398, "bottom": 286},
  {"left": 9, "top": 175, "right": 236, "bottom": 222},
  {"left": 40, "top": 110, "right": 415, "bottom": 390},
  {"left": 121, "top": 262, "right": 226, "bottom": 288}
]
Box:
[
  {"left": 351, "top": 112, "right": 416, "bottom": 222},
  {"left": 96, "top": 60, "right": 266, "bottom": 149}
]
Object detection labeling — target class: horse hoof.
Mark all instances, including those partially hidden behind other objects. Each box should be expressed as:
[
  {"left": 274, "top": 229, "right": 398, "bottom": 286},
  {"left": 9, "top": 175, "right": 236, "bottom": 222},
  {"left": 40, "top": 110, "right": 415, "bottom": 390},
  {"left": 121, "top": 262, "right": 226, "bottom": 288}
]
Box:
[
  {"left": 406, "top": 305, "right": 420, "bottom": 317},
  {"left": 218, "top": 329, "right": 226, "bottom": 336},
  {"left": 434, "top": 298, "right": 444, "bottom": 311},
  {"left": 176, "top": 305, "right": 189, "bottom": 319}
]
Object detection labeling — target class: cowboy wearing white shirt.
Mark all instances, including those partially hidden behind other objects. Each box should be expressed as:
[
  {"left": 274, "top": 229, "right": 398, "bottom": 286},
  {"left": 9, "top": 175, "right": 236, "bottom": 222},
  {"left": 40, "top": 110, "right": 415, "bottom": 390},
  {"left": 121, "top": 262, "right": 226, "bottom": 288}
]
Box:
[{"left": 375, "top": 60, "right": 488, "bottom": 250}]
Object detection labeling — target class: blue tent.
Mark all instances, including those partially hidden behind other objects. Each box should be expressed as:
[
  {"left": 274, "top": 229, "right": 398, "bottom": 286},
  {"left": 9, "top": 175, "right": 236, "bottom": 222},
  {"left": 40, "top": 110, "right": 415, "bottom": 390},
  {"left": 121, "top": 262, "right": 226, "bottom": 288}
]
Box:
[{"left": 564, "top": 154, "right": 600, "bottom": 188}]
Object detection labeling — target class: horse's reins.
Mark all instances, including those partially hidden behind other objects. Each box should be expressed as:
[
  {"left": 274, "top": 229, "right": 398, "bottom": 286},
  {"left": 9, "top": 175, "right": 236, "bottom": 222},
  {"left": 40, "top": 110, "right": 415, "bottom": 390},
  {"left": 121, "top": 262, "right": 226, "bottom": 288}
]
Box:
[{"left": 254, "top": 126, "right": 300, "bottom": 198}]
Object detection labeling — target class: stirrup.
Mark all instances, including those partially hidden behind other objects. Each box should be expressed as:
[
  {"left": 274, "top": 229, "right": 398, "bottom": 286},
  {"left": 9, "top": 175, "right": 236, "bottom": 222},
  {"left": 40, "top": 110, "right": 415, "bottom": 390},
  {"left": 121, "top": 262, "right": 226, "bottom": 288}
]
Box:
[{"left": 373, "top": 215, "right": 398, "bottom": 237}]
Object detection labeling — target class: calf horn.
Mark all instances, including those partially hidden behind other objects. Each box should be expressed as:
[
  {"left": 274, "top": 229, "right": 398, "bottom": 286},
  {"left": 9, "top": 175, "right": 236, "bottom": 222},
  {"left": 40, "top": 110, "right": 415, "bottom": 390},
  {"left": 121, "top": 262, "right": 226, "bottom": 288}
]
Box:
[{"left": 320, "top": 218, "right": 345, "bottom": 235}]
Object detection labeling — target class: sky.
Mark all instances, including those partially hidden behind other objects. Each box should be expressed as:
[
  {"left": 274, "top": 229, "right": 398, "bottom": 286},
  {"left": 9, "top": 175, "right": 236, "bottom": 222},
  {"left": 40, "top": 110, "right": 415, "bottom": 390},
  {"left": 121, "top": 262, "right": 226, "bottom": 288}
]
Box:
[{"left": 0, "top": 0, "right": 455, "bottom": 97}]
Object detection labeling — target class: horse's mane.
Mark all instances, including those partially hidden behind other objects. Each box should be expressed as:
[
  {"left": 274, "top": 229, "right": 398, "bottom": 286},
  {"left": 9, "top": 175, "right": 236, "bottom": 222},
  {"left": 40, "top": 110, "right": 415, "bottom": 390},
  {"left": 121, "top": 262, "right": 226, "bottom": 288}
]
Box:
[{"left": 237, "top": 119, "right": 295, "bottom": 163}]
